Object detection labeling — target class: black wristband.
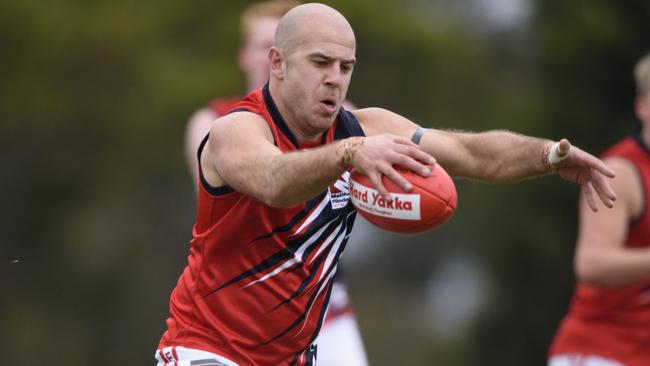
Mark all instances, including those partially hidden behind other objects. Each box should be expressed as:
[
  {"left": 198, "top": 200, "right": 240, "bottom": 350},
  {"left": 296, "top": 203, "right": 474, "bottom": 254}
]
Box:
[{"left": 411, "top": 127, "right": 426, "bottom": 145}]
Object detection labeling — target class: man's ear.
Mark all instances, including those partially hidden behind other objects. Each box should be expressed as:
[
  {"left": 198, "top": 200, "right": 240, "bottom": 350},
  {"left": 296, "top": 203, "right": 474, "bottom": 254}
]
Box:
[{"left": 269, "top": 47, "right": 285, "bottom": 80}]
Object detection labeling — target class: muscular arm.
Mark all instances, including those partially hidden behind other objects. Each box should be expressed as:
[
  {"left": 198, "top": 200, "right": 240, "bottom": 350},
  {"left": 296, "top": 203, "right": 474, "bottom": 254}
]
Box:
[
  {"left": 574, "top": 158, "right": 650, "bottom": 287},
  {"left": 203, "top": 112, "right": 351, "bottom": 207},
  {"left": 353, "top": 107, "right": 616, "bottom": 209},
  {"left": 420, "top": 129, "right": 550, "bottom": 181},
  {"left": 355, "top": 107, "right": 548, "bottom": 180},
  {"left": 185, "top": 107, "right": 219, "bottom": 188}
]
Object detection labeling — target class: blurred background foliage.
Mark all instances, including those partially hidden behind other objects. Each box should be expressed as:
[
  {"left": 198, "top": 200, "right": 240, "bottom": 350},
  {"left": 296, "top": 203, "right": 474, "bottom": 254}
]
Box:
[{"left": 1, "top": 0, "right": 649, "bottom": 365}]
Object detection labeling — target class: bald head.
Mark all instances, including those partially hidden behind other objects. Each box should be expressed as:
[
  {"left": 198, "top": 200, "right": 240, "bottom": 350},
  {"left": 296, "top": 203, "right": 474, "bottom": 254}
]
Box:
[
  {"left": 267, "top": 3, "right": 356, "bottom": 137},
  {"left": 275, "top": 3, "right": 355, "bottom": 54}
]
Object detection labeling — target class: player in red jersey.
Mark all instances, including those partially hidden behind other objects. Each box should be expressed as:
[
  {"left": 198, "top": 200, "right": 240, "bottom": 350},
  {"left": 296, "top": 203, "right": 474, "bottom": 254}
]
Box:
[
  {"left": 184, "top": 0, "right": 296, "bottom": 181},
  {"left": 157, "top": 3, "right": 617, "bottom": 365},
  {"left": 548, "top": 53, "right": 650, "bottom": 366},
  {"left": 182, "top": 2, "right": 368, "bottom": 365}
]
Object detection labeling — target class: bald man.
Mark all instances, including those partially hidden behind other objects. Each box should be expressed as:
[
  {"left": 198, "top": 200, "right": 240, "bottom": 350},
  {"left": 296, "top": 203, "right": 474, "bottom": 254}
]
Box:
[
  {"left": 156, "top": 3, "right": 616, "bottom": 366},
  {"left": 182, "top": 2, "right": 368, "bottom": 365}
]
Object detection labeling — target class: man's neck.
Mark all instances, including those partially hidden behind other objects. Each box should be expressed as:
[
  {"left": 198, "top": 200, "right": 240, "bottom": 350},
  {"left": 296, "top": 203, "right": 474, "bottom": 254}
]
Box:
[{"left": 268, "top": 81, "right": 325, "bottom": 142}]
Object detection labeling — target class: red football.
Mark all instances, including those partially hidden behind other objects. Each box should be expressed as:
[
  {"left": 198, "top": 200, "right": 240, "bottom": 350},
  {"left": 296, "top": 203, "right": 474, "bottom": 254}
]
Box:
[{"left": 349, "top": 165, "right": 457, "bottom": 233}]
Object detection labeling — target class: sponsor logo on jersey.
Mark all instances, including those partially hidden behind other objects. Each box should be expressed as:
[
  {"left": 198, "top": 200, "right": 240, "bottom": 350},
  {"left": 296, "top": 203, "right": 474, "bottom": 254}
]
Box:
[
  {"left": 329, "top": 172, "right": 351, "bottom": 210},
  {"left": 349, "top": 180, "right": 421, "bottom": 220}
]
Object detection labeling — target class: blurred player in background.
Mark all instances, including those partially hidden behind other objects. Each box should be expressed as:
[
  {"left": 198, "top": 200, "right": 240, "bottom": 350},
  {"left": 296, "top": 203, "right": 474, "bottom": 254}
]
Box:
[
  {"left": 548, "top": 52, "right": 650, "bottom": 366},
  {"left": 183, "top": 1, "right": 368, "bottom": 365}
]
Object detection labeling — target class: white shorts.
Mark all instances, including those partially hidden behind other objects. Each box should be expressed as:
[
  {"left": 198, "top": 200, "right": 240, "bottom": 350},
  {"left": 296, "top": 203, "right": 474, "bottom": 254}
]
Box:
[
  {"left": 155, "top": 346, "right": 239, "bottom": 366},
  {"left": 156, "top": 282, "right": 366, "bottom": 366},
  {"left": 316, "top": 281, "right": 368, "bottom": 366},
  {"left": 548, "top": 354, "right": 624, "bottom": 366},
  {"left": 317, "top": 313, "right": 368, "bottom": 366}
]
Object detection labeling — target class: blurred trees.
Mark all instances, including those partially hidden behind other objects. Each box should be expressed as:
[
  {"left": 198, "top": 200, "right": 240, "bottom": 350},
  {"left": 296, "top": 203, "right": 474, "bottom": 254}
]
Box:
[{"left": 1, "top": 0, "right": 649, "bottom": 365}]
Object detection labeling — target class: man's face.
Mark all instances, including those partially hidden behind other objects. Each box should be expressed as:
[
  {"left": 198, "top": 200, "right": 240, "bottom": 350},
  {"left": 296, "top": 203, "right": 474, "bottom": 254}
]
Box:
[
  {"left": 240, "top": 17, "right": 280, "bottom": 90},
  {"left": 279, "top": 27, "right": 356, "bottom": 135}
]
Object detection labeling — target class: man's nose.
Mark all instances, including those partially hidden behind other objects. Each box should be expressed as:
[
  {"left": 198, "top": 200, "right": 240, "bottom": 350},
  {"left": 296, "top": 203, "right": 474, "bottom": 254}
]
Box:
[{"left": 324, "top": 65, "right": 342, "bottom": 87}]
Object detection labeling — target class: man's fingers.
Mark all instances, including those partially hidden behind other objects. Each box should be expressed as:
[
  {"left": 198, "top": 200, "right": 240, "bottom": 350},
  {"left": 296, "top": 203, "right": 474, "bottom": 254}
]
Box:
[
  {"left": 592, "top": 180, "right": 615, "bottom": 209},
  {"left": 582, "top": 181, "right": 599, "bottom": 212},
  {"left": 393, "top": 135, "right": 419, "bottom": 147},
  {"left": 591, "top": 170, "right": 617, "bottom": 207},
  {"left": 583, "top": 149, "right": 616, "bottom": 178},
  {"left": 594, "top": 160, "right": 616, "bottom": 178},
  {"left": 568, "top": 148, "right": 616, "bottom": 178},
  {"left": 394, "top": 144, "right": 436, "bottom": 166},
  {"left": 368, "top": 172, "right": 393, "bottom": 202},
  {"left": 368, "top": 165, "right": 415, "bottom": 202},
  {"left": 410, "top": 148, "right": 436, "bottom": 166},
  {"left": 382, "top": 166, "right": 413, "bottom": 193},
  {"left": 392, "top": 154, "right": 432, "bottom": 177},
  {"left": 357, "top": 133, "right": 440, "bottom": 200}
]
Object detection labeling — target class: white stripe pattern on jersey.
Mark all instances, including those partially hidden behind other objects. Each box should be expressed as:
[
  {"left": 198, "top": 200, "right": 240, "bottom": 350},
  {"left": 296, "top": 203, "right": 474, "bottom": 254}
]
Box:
[{"left": 242, "top": 215, "right": 339, "bottom": 289}]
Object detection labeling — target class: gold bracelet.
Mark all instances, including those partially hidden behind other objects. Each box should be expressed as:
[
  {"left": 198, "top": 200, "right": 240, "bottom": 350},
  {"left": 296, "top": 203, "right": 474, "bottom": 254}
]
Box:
[{"left": 337, "top": 137, "right": 364, "bottom": 170}]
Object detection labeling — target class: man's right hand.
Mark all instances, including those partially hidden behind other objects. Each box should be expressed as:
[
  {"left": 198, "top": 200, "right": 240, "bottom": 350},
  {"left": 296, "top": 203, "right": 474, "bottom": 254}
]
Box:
[{"left": 349, "top": 134, "right": 435, "bottom": 201}]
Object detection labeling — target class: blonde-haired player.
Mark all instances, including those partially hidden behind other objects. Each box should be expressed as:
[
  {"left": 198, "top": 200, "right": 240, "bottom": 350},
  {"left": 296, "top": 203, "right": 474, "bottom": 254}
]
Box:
[{"left": 548, "top": 52, "right": 650, "bottom": 366}]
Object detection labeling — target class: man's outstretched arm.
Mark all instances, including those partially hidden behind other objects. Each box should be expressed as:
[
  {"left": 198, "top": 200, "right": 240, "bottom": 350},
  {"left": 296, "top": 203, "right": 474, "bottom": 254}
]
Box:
[{"left": 353, "top": 107, "right": 616, "bottom": 211}]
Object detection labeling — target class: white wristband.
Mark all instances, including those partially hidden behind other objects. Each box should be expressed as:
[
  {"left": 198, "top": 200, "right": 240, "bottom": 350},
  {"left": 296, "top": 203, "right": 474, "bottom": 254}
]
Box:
[{"left": 548, "top": 142, "right": 569, "bottom": 165}]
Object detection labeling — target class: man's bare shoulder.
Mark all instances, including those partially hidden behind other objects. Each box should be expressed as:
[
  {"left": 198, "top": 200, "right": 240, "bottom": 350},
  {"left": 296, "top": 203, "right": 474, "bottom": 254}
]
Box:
[
  {"left": 202, "top": 111, "right": 277, "bottom": 189},
  {"left": 603, "top": 156, "right": 643, "bottom": 217},
  {"left": 350, "top": 107, "right": 393, "bottom": 134},
  {"left": 210, "top": 111, "right": 274, "bottom": 144},
  {"left": 208, "top": 111, "right": 274, "bottom": 149},
  {"left": 350, "top": 107, "right": 418, "bottom": 138},
  {"left": 604, "top": 157, "right": 641, "bottom": 188}
]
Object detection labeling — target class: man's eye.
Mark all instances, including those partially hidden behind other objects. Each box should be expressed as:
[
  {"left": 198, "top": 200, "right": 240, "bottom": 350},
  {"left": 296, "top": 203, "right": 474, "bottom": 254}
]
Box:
[{"left": 313, "top": 60, "right": 328, "bottom": 66}]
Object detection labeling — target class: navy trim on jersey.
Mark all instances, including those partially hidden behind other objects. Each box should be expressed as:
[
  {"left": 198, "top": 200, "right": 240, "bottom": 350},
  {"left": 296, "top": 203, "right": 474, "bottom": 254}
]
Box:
[
  {"left": 261, "top": 270, "right": 333, "bottom": 346},
  {"left": 263, "top": 84, "right": 302, "bottom": 149},
  {"left": 204, "top": 196, "right": 357, "bottom": 348},
  {"left": 271, "top": 233, "right": 340, "bottom": 311},
  {"left": 335, "top": 109, "right": 365, "bottom": 140},
  {"left": 301, "top": 284, "right": 331, "bottom": 363},
  {"left": 253, "top": 190, "right": 328, "bottom": 242},
  {"left": 197, "top": 134, "right": 234, "bottom": 195},
  {"left": 225, "top": 107, "right": 251, "bottom": 115},
  {"left": 288, "top": 290, "right": 327, "bottom": 366},
  {"left": 263, "top": 83, "right": 364, "bottom": 148},
  {"left": 289, "top": 342, "right": 319, "bottom": 366},
  {"left": 204, "top": 202, "right": 348, "bottom": 297},
  {"left": 204, "top": 248, "right": 296, "bottom": 297},
  {"left": 196, "top": 107, "right": 256, "bottom": 196}
]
